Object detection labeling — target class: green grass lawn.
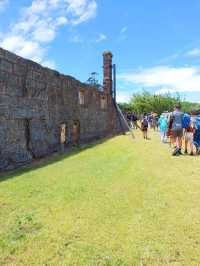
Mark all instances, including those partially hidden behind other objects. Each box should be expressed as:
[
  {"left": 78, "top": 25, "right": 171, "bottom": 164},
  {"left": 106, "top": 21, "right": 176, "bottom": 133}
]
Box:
[{"left": 1, "top": 131, "right": 200, "bottom": 266}]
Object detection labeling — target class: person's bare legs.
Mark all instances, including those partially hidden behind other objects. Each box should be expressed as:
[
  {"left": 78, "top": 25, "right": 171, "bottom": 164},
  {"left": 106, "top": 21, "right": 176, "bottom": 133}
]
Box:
[
  {"left": 184, "top": 137, "right": 188, "bottom": 153},
  {"left": 143, "top": 130, "right": 147, "bottom": 139},
  {"left": 193, "top": 144, "right": 197, "bottom": 155},
  {"left": 172, "top": 136, "right": 180, "bottom": 155},
  {"left": 190, "top": 142, "right": 194, "bottom": 155},
  {"left": 169, "top": 136, "right": 173, "bottom": 147},
  {"left": 177, "top": 136, "right": 182, "bottom": 150},
  {"left": 171, "top": 136, "right": 176, "bottom": 148}
]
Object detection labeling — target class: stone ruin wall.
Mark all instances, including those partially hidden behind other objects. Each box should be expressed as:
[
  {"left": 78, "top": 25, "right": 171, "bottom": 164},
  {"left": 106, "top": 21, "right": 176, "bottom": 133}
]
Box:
[{"left": 0, "top": 48, "right": 122, "bottom": 171}]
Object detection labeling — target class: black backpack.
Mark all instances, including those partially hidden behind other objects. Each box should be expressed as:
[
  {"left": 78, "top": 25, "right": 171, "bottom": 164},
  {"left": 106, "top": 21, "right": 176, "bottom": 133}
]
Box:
[{"left": 142, "top": 118, "right": 148, "bottom": 127}]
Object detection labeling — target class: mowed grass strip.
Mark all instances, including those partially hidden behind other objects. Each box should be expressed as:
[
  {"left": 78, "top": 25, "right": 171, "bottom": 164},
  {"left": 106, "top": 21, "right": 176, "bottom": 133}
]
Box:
[{"left": 1, "top": 131, "right": 200, "bottom": 265}]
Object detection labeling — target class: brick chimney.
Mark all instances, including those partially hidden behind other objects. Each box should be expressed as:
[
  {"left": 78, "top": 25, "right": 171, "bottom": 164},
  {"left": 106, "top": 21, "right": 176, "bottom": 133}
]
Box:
[{"left": 103, "top": 51, "right": 113, "bottom": 95}]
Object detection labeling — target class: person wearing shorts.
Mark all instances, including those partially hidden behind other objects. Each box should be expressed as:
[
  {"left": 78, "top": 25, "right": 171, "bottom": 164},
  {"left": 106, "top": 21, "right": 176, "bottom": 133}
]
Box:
[{"left": 169, "top": 103, "right": 184, "bottom": 156}]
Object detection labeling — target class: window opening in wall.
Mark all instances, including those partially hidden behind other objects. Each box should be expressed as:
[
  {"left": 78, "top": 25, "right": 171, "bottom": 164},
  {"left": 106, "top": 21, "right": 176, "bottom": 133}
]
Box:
[
  {"left": 79, "top": 90, "right": 85, "bottom": 105},
  {"left": 72, "top": 120, "right": 80, "bottom": 145},
  {"left": 100, "top": 96, "right": 107, "bottom": 109},
  {"left": 60, "top": 123, "right": 66, "bottom": 144},
  {"left": 60, "top": 123, "right": 66, "bottom": 153}
]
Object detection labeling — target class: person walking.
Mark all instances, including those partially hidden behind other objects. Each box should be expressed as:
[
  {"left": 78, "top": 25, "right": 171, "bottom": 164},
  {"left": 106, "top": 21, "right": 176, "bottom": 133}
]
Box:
[
  {"left": 131, "top": 112, "right": 138, "bottom": 129},
  {"left": 141, "top": 114, "right": 149, "bottom": 139},
  {"left": 183, "top": 112, "right": 195, "bottom": 155},
  {"left": 166, "top": 112, "right": 173, "bottom": 147},
  {"left": 126, "top": 111, "right": 132, "bottom": 128},
  {"left": 158, "top": 114, "right": 168, "bottom": 143},
  {"left": 169, "top": 103, "right": 184, "bottom": 156},
  {"left": 152, "top": 113, "right": 158, "bottom": 131},
  {"left": 193, "top": 112, "right": 200, "bottom": 154},
  {"left": 148, "top": 113, "right": 153, "bottom": 129}
]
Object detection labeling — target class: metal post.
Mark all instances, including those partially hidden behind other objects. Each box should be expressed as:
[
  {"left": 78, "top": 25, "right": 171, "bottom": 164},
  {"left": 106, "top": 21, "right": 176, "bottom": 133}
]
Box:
[
  {"left": 115, "top": 103, "right": 135, "bottom": 139},
  {"left": 113, "top": 64, "right": 116, "bottom": 102},
  {"left": 112, "top": 64, "right": 135, "bottom": 139}
]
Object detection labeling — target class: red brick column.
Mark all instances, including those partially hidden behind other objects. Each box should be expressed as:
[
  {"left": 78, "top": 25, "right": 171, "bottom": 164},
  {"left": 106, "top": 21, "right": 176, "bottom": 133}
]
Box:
[{"left": 103, "top": 51, "right": 113, "bottom": 95}]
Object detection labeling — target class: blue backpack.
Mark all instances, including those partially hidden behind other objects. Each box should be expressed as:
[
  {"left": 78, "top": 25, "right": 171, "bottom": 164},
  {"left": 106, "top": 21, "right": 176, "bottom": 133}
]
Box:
[
  {"left": 182, "top": 113, "right": 191, "bottom": 129},
  {"left": 195, "top": 117, "right": 200, "bottom": 130}
]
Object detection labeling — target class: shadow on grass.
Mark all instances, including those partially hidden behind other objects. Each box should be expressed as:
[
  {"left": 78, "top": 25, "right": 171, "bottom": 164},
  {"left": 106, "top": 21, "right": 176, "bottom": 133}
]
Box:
[{"left": 0, "top": 135, "right": 119, "bottom": 183}]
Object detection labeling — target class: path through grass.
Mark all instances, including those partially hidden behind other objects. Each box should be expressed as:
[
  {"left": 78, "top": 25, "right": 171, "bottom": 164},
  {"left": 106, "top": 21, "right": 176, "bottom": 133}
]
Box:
[{"left": 1, "top": 131, "right": 200, "bottom": 265}]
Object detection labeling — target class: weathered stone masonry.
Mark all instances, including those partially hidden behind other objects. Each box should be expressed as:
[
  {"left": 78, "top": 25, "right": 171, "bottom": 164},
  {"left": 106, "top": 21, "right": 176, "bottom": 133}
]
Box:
[{"left": 0, "top": 48, "right": 122, "bottom": 171}]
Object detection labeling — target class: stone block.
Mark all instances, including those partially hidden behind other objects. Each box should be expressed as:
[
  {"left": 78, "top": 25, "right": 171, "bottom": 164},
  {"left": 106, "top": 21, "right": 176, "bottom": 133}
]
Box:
[{"left": 0, "top": 58, "right": 13, "bottom": 73}]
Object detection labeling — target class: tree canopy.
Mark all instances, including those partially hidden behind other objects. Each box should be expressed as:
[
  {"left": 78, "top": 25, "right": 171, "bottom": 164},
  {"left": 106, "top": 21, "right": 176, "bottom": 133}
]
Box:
[{"left": 118, "top": 91, "right": 200, "bottom": 115}]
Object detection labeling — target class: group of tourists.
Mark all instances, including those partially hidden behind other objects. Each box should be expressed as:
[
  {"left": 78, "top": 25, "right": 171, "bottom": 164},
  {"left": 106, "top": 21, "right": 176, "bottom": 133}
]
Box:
[
  {"left": 126, "top": 111, "right": 158, "bottom": 139},
  {"left": 125, "top": 103, "right": 200, "bottom": 156},
  {"left": 157, "top": 104, "right": 200, "bottom": 156},
  {"left": 126, "top": 111, "right": 139, "bottom": 130}
]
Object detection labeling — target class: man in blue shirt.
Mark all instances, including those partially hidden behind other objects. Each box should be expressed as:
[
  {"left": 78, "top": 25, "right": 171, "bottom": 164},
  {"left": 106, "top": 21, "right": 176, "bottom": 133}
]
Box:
[{"left": 169, "top": 103, "right": 184, "bottom": 156}]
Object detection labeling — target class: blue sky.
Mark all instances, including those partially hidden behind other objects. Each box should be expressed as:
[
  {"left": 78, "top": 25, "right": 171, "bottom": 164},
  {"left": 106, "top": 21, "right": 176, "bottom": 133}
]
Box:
[{"left": 1, "top": 0, "right": 200, "bottom": 102}]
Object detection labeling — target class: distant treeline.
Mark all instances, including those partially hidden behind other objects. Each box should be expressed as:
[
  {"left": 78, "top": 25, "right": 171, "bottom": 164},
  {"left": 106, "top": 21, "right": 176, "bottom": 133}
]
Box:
[{"left": 118, "top": 91, "right": 200, "bottom": 115}]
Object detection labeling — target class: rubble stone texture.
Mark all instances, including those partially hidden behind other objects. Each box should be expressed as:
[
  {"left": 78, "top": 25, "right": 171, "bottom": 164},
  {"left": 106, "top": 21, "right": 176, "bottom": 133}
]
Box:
[{"left": 0, "top": 48, "right": 122, "bottom": 171}]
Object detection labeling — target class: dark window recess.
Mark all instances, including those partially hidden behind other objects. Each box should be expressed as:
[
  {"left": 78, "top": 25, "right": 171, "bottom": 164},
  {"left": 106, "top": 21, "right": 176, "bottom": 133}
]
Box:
[
  {"left": 72, "top": 120, "right": 80, "bottom": 145},
  {"left": 25, "top": 119, "right": 33, "bottom": 156}
]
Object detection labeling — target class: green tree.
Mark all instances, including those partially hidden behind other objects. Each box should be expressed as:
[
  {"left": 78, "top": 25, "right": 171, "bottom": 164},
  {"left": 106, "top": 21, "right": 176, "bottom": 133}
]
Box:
[{"left": 118, "top": 91, "right": 200, "bottom": 115}]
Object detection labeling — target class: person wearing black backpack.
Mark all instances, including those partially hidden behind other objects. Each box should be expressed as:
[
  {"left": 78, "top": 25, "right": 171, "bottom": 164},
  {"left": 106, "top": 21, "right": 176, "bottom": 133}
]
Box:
[{"left": 141, "top": 114, "right": 149, "bottom": 139}]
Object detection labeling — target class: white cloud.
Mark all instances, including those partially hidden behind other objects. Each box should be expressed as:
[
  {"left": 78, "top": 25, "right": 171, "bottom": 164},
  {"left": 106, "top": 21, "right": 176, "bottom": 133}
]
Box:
[
  {"left": 116, "top": 90, "right": 132, "bottom": 103},
  {"left": 69, "top": 0, "right": 97, "bottom": 25},
  {"left": 158, "top": 53, "right": 179, "bottom": 64},
  {"left": 42, "top": 59, "right": 56, "bottom": 69},
  {"left": 185, "top": 48, "right": 200, "bottom": 57},
  {"left": 0, "top": 0, "right": 97, "bottom": 67},
  {"left": 155, "top": 88, "right": 177, "bottom": 95},
  {"left": 119, "top": 26, "right": 127, "bottom": 41},
  {"left": 56, "top": 16, "right": 68, "bottom": 26},
  {"left": 0, "top": 0, "right": 8, "bottom": 11},
  {"left": 0, "top": 35, "right": 44, "bottom": 60},
  {"left": 118, "top": 65, "right": 200, "bottom": 93},
  {"left": 120, "top": 26, "right": 127, "bottom": 34},
  {"left": 95, "top": 33, "right": 107, "bottom": 43}
]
